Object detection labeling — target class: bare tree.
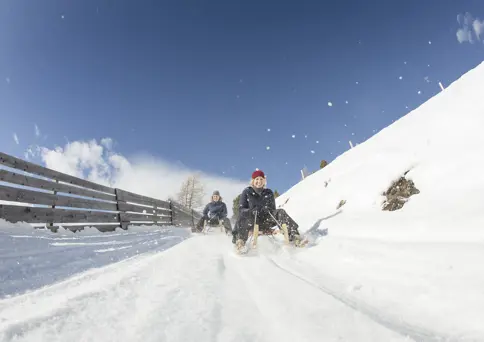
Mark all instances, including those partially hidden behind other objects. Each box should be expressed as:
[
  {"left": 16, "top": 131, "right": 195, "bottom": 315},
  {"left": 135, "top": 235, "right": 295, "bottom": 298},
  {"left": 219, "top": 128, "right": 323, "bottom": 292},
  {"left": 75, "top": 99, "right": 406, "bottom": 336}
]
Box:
[{"left": 177, "top": 174, "right": 205, "bottom": 209}]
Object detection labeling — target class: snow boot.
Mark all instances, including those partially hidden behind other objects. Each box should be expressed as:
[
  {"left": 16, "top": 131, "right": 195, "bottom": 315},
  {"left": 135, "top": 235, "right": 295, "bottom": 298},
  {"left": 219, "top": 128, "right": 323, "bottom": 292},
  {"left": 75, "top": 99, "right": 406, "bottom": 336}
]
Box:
[
  {"left": 235, "top": 239, "right": 246, "bottom": 253},
  {"left": 291, "top": 234, "right": 308, "bottom": 248}
]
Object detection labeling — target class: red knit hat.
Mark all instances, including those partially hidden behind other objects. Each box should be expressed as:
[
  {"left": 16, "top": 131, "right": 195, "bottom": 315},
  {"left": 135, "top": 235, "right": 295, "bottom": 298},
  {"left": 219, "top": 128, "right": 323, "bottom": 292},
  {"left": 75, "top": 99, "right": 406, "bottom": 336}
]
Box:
[{"left": 252, "top": 169, "right": 265, "bottom": 179}]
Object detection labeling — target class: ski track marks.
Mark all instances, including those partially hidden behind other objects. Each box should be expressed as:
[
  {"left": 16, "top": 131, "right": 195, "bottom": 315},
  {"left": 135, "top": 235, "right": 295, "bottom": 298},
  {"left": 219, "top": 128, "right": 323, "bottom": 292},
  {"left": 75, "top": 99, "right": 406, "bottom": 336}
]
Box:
[{"left": 0, "top": 233, "right": 463, "bottom": 342}]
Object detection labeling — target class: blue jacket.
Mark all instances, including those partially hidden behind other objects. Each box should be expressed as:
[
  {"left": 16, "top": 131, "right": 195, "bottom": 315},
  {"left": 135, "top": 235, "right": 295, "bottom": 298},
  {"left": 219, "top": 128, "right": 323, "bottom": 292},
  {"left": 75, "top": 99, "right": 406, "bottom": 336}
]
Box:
[{"left": 203, "top": 200, "right": 228, "bottom": 219}]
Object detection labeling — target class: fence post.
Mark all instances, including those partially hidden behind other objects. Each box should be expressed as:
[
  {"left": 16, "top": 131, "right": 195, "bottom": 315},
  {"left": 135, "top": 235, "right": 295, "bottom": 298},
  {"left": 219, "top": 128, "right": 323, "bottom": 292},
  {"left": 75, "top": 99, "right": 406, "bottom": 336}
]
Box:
[
  {"left": 170, "top": 200, "right": 176, "bottom": 226},
  {"left": 115, "top": 189, "right": 127, "bottom": 230},
  {"left": 48, "top": 179, "right": 60, "bottom": 232}
]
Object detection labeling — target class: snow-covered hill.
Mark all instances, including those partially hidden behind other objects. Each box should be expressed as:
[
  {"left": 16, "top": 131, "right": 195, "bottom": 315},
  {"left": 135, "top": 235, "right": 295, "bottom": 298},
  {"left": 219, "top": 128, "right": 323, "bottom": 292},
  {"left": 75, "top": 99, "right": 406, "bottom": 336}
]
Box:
[
  {"left": 275, "top": 61, "right": 484, "bottom": 338},
  {"left": 1, "top": 61, "right": 484, "bottom": 341},
  {"left": 280, "top": 61, "right": 484, "bottom": 241}
]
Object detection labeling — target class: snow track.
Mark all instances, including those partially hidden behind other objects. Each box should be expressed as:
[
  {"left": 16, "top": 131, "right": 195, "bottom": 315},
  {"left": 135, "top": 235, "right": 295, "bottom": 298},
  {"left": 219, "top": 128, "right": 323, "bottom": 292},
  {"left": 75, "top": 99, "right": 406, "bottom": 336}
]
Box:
[
  {"left": 0, "top": 232, "right": 452, "bottom": 342},
  {"left": 266, "top": 257, "right": 457, "bottom": 342}
]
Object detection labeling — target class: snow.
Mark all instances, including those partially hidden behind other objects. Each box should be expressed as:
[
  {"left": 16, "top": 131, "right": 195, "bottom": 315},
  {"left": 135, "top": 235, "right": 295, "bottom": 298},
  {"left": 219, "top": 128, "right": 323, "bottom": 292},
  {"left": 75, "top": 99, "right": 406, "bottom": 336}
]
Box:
[
  {"left": 0, "top": 232, "right": 410, "bottom": 342},
  {"left": 1, "top": 61, "right": 484, "bottom": 341},
  {"left": 0, "top": 220, "right": 190, "bottom": 298},
  {"left": 276, "top": 61, "right": 484, "bottom": 340}
]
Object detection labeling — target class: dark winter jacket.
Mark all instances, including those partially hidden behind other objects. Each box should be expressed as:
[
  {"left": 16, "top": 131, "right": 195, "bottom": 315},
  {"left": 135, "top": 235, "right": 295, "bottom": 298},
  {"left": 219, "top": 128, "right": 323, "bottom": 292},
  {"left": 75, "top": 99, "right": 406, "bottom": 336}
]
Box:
[
  {"left": 238, "top": 186, "right": 276, "bottom": 214},
  {"left": 203, "top": 200, "right": 228, "bottom": 219}
]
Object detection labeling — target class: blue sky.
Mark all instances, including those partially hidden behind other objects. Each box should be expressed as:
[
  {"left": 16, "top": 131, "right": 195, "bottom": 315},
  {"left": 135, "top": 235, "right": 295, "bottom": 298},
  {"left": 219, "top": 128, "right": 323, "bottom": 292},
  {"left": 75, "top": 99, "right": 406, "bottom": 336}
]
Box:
[{"left": 1, "top": 0, "right": 484, "bottom": 196}]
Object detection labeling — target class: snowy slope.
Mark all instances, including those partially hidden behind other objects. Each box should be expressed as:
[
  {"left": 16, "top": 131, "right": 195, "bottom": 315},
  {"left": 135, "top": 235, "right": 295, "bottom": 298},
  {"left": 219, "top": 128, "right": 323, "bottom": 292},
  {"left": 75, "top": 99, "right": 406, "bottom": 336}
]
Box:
[
  {"left": 275, "top": 61, "right": 484, "bottom": 339},
  {"left": 279, "top": 61, "right": 484, "bottom": 241},
  {"left": 1, "top": 61, "right": 484, "bottom": 342}
]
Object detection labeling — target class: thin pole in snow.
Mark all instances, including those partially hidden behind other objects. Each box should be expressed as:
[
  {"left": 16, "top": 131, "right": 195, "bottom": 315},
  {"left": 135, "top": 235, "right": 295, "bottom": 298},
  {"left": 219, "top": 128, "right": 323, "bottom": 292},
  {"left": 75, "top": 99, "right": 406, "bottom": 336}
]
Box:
[
  {"left": 439, "top": 82, "right": 445, "bottom": 91},
  {"left": 349, "top": 140, "right": 354, "bottom": 149}
]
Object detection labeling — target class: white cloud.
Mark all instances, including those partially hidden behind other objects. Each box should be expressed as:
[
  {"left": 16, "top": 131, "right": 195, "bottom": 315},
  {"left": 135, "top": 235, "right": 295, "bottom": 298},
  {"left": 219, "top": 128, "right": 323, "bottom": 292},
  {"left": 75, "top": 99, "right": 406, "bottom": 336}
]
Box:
[
  {"left": 456, "top": 12, "right": 484, "bottom": 44},
  {"left": 100, "top": 138, "right": 113, "bottom": 150},
  {"left": 28, "top": 138, "right": 247, "bottom": 215},
  {"left": 474, "top": 19, "right": 484, "bottom": 40},
  {"left": 24, "top": 145, "right": 41, "bottom": 161},
  {"left": 34, "top": 124, "right": 40, "bottom": 137},
  {"left": 13, "top": 133, "right": 19, "bottom": 145},
  {"left": 457, "top": 27, "right": 473, "bottom": 43}
]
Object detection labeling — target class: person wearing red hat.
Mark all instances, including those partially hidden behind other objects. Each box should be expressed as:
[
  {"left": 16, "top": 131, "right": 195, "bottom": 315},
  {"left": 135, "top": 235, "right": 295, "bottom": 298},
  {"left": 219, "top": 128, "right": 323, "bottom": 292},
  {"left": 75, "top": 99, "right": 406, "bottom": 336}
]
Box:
[{"left": 232, "top": 169, "right": 302, "bottom": 251}]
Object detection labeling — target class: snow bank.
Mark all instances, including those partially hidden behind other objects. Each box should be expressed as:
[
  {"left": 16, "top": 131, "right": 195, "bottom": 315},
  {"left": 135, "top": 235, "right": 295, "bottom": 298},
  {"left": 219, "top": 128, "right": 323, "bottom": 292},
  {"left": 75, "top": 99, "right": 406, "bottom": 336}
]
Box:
[{"left": 276, "top": 61, "right": 484, "bottom": 339}]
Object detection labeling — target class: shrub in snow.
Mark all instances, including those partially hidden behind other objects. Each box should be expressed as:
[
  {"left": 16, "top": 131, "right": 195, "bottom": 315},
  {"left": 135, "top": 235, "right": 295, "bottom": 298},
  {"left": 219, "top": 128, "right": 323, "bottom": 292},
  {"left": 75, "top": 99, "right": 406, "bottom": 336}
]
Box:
[
  {"left": 382, "top": 174, "right": 420, "bottom": 211},
  {"left": 320, "top": 160, "right": 328, "bottom": 169},
  {"left": 336, "top": 199, "right": 346, "bottom": 210}
]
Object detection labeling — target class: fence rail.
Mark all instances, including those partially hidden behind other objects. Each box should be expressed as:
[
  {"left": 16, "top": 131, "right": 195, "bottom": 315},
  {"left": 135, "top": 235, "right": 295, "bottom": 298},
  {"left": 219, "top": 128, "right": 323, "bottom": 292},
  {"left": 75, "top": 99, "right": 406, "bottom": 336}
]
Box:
[{"left": 0, "top": 152, "right": 202, "bottom": 232}]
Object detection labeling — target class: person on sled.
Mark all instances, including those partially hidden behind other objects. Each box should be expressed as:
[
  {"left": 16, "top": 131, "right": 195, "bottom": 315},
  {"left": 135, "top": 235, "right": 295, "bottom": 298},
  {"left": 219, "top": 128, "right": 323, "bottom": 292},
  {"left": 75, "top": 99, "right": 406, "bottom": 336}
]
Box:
[
  {"left": 195, "top": 190, "right": 232, "bottom": 234},
  {"left": 232, "top": 169, "right": 303, "bottom": 249}
]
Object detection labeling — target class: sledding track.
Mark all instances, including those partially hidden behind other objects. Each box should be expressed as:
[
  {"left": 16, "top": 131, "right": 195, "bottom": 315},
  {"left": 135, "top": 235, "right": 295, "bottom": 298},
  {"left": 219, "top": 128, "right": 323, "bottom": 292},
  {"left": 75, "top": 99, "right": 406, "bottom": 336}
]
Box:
[{"left": 0, "top": 232, "right": 470, "bottom": 342}]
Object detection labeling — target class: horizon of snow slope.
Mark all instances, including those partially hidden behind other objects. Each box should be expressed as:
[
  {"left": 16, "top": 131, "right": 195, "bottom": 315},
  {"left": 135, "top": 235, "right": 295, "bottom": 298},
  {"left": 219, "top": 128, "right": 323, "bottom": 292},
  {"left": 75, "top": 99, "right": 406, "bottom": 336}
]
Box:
[
  {"left": 1, "top": 61, "right": 484, "bottom": 342},
  {"left": 275, "top": 60, "right": 484, "bottom": 340}
]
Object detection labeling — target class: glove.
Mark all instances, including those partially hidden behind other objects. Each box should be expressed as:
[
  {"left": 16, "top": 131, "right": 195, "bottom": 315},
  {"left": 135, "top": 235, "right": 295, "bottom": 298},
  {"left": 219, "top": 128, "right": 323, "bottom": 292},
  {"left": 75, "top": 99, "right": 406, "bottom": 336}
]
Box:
[{"left": 251, "top": 204, "right": 263, "bottom": 215}]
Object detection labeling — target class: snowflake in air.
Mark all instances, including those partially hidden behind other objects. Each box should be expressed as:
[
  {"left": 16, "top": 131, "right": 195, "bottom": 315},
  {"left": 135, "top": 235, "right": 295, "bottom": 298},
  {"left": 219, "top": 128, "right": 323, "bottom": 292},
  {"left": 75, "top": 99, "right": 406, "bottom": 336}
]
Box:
[{"left": 328, "top": 102, "right": 333, "bottom": 107}]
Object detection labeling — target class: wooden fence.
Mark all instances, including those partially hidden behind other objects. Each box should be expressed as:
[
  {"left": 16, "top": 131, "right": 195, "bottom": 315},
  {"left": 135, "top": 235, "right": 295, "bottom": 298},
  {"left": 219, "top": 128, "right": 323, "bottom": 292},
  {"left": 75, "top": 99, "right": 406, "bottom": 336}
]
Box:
[{"left": 0, "top": 152, "right": 202, "bottom": 232}]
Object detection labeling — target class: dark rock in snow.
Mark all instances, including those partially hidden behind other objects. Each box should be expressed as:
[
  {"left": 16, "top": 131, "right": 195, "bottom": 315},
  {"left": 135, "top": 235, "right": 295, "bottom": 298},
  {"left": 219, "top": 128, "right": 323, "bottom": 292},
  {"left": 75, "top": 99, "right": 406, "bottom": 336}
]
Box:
[{"left": 382, "top": 175, "right": 420, "bottom": 211}]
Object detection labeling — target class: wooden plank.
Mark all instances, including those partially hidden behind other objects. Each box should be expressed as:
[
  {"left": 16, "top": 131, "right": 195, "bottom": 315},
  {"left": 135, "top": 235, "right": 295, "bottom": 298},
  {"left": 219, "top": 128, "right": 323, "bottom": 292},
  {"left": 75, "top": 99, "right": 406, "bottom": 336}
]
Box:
[
  {"left": 117, "top": 201, "right": 156, "bottom": 214},
  {"left": 51, "top": 224, "right": 121, "bottom": 233},
  {"left": 0, "top": 169, "right": 115, "bottom": 201},
  {"left": 171, "top": 206, "right": 196, "bottom": 227},
  {"left": 127, "top": 220, "right": 171, "bottom": 227},
  {"left": 0, "top": 184, "right": 118, "bottom": 211},
  {"left": 119, "top": 212, "right": 157, "bottom": 222},
  {"left": 0, "top": 152, "right": 115, "bottom": 194},
  {"left": 0, "top": 205, "right": 119, "bottom": 224},
  {"left": 115, "top": 189, "right": 170, "bottom": 209},
  {"left": 170, "top": 200, "right": 199, "bottom": 216}
]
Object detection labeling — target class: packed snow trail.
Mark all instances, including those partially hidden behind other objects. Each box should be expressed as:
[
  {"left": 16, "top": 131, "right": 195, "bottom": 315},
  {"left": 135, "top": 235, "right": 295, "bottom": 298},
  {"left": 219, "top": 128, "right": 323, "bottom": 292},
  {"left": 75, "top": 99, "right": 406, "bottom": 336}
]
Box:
[
  {"left": 0, "top": 224, "right": 190, "bottom": 298},
  {"left": 1, "top": 232, "right": 418, "bottom": 342}
]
